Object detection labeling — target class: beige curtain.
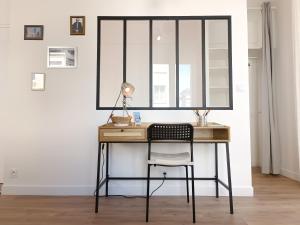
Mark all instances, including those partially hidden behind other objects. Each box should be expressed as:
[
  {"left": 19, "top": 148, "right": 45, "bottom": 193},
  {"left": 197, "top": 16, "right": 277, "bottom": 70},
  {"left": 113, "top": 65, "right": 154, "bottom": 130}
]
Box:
[{"left": 260, "top": 2, "right": 280, "bottom": 174}]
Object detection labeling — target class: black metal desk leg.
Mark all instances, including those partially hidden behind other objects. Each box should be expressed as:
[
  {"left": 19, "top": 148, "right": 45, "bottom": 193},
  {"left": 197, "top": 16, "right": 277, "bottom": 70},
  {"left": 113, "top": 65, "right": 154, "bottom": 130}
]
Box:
[
  {"left": 146, "top": 164, "right": 151, "bottom": 222},
  {"left": 215, "top": 143, "right": 219, "bottom": 198},
  {"left": 226, "top": 142, "right": 234, "bottom": 214},
  {"left": 95, "top": 142, "right": 102, "bottom": 213},
  {"left": 105, "top": 143, "right": 109, "bottom": 197},
  {"left": 191, "top": 165, "right": 196, "bottom": 223}
]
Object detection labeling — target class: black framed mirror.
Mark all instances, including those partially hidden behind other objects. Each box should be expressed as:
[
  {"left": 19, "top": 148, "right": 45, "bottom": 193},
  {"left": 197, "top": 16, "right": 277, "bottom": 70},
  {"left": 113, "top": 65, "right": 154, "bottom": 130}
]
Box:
[{"left": 96, "top": 16, "right": 233, "bottom": 110}]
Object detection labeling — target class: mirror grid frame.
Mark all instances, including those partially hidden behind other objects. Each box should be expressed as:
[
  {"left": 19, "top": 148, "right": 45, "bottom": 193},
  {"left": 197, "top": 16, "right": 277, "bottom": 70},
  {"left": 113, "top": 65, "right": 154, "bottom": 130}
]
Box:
[{"left": 96, "top": 16, "right": 233, "bottom": 110}]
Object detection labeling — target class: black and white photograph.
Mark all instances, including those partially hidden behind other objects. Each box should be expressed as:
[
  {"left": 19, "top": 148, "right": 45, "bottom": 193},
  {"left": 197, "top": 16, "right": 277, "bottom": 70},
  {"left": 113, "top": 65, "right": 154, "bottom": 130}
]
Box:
[{"left": 47, "top": 47, "right": 77, "bottom": 68}]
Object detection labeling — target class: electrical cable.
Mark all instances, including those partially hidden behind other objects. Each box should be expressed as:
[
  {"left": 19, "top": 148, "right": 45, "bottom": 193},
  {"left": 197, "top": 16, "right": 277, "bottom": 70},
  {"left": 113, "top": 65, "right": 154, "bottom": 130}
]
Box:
[
  {"left": 94, "top": 143, "right": 167, "bottom": 198},
  {"left": 150, "top": 172, "right": 166, "bottom": 197},
  {"left": 94, "top": 169, "right": 167, "bottom": 198}
]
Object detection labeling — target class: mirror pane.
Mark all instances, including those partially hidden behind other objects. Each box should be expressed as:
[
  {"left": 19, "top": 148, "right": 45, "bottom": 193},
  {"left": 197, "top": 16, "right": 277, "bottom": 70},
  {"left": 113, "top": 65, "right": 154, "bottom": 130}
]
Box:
[
  {"left": 179, "top": 20, "right": 203, "bottom": 107},
  {"left": 152, "top": 20, "right": 176, "bottom": 108},
  {"left": 99, "top": 20, "right": 123, "bottom": 107},
  {"left": 126, "top": 21, "right": 150, "bottom": 107},
  {"left": 205, "top": 20, "right": 230, "bottom": 107}
]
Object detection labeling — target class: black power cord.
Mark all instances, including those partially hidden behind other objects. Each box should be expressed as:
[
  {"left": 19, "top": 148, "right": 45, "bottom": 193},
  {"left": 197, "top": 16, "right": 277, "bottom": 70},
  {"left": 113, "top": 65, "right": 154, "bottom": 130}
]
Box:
[
  {"left": 150, "top": 172, "right": 167, "bottom": 197},
  {"left": 94, "top": 162, "right": 167, "bottom": 199}
]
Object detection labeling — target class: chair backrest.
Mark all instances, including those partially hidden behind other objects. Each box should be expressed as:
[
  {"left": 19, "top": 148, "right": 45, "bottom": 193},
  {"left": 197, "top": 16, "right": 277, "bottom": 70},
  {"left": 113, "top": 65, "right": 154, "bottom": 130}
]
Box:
[{"left": 147, "top": 123, "right": 194, "bottom": 142}]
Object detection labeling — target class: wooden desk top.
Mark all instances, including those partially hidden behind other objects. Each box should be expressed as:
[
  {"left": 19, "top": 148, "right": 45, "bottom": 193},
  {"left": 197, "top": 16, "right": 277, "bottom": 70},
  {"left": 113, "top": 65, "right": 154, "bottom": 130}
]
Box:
[
  {"left": 98, "top": 122, "right": 230, "bottom": 143},
  {"left": 98, "top": 122, "right": 229, "bottom": 129}
]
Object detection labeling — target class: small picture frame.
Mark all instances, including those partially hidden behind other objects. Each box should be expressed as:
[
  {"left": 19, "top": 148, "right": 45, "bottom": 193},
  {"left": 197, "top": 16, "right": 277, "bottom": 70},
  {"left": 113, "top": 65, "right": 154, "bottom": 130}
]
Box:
[
  {"left": 24, "top": 25, "right": 44, "bottom": 40},
  {"left": 32, "top": 73, "right": 45, "bottom": 91},
  {"left": 47, "top": 47, "right": 77, "bottom": 68},
  {"left": 133, "top": 112, "right": 142, "bottom": 125},
  {"left": 70, "top": 16, "right": 85, "bottom": 35}
]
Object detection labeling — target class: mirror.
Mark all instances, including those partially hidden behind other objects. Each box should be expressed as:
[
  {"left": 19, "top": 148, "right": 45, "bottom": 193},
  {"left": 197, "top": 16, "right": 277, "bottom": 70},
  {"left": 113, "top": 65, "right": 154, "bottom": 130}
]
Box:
[
  {"left": 152, "top": 20, "right": 176, "bottom": 108},
  {"left": 126, "top": 21, "right": 150, "bottom": 107},
  {"left": 205, "top": 20, "right": 230, "bottom": 107},
  {"left": 47, "top": 47, "right": 77, "bottom": 68},
  {"left": 99, "top": 21, "right": 123, "bottom": 107},
  {"left": 97, "top": 17, "right": 232, "bottom": 110},
  {"left": 179, "top": 20, "right": 203, "bottom": 107}
]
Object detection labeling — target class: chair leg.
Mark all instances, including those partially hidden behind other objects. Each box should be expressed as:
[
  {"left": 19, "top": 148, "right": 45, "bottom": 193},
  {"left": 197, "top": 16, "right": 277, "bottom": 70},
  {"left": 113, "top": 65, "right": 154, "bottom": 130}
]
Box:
[
  {"left": 215, "top": 143, "right": 219, "bottom": 198},
  {"left": 146, "top": 164, "right": 151, "bottom": 222},
  {"left": 185, "top": 166, "right": 189, "bottom": 203},
  {"left": 226, "top": 143, "right": 234, "bottom": 214},
  {"left": 191, "top": 165, "right": 196, "bottom": 223}
]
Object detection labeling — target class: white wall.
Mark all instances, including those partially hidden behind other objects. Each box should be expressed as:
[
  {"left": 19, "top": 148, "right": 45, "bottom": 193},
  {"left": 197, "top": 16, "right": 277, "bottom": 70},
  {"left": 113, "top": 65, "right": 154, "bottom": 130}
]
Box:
[
  {"left": 0, "top": 0, "right": 10, "bottom": 184},
  {"left": 248, "top": 49, "right": 262, "bottom": 167},
  {"left": 1, "top": 0, "right": 252, "bottom": 196},
  {"left": 293, "top": 0, "right": 300, "bottom": 180}
]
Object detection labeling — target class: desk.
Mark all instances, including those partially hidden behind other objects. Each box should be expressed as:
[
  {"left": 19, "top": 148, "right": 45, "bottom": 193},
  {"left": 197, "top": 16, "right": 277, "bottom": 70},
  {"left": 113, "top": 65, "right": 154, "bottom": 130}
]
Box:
[{"left": 95, "top": 122, "right": 233, "bottom": 214}]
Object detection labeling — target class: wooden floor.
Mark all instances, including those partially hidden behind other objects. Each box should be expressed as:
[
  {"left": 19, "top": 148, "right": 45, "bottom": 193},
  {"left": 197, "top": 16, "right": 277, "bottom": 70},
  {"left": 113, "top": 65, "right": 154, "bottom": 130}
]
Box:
[{"left": 0, "top": 169, "right": 300, "bottom": 225}]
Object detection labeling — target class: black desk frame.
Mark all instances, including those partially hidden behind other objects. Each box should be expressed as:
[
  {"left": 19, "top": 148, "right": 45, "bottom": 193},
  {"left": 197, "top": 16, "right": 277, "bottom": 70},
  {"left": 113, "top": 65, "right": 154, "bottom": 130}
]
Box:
[{"left": 95, "top": 141, "right": 233, "bottom": 214}]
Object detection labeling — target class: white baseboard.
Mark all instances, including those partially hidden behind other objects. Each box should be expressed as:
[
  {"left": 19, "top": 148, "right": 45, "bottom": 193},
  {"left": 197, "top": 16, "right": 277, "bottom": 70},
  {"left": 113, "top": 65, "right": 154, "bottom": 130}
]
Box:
[
  {"left": 281, "top": 168, "right": 300, "bottom": 182},
  {"left": 2, "top": 183, "right": 253, "bottom": 196}
]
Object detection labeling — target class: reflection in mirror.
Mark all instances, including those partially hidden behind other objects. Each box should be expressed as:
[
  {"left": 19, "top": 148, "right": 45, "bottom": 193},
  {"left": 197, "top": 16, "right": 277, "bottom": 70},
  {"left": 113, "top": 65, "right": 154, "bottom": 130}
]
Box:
[
  {"left": 152, "top": 20, "right": 176, "bottom": 107},
  {"left": 205, "top": 20, "right": 229, "bottom": 107},
  {"left": 126, "top": 21, "right": 149, "bottom": 107},
  {"left": 179, "top": 20, "right": 203, "bottom": 107},
  {"left": 99, "top": 20, "right": 123, "bottom": 107}
]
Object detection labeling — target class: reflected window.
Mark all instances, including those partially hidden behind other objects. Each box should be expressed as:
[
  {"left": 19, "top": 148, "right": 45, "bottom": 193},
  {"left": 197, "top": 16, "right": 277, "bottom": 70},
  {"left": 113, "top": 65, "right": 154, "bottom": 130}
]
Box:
[
  {"left": 153, "top": 64, "right": 170, "bottom": 107},
  {"left": 179, "top": 65, "right": 192, "bottom": 107}
]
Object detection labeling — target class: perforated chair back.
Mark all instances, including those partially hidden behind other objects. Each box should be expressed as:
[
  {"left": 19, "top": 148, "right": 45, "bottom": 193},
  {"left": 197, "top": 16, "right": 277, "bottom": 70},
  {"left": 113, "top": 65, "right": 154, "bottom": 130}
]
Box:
[{"left": 148, "top": 123, "right": 194, "bottom": 142}]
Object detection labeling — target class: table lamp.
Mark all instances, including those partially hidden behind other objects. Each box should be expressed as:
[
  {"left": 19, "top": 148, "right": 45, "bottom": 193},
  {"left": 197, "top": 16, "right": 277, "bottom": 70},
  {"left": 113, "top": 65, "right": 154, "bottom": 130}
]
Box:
[{"left": 108, "top": 82, "right": 135, "bottom": 126}]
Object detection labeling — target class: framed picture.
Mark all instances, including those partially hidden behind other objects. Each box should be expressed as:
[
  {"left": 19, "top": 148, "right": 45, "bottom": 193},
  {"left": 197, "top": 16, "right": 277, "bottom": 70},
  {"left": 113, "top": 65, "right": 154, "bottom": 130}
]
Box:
[
  {"left": 133, "top": 112, "right": 142, "bottom": 125},
  {"left": 24, "top": 25, "right": 44, "bottom": 40},
  {"left": 70, "top": 16, "right": 85, "bottom": 35},
  {"left": 47, "top": 47, "right": 77, "bottom": 68},
  {"left": 31, "top": 73, "right": 45, "bottom": 91}
]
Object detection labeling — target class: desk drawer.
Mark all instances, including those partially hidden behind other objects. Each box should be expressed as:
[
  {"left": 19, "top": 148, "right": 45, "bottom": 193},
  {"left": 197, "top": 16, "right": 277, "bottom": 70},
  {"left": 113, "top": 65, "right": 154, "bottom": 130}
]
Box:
[{"left": 99, "top": 128, "right": 147, "bottom": 142}]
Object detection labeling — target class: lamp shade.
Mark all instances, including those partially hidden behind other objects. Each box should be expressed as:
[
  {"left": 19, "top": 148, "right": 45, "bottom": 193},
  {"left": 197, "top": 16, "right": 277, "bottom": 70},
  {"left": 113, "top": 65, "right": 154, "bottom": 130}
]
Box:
[{"left": 121, "top": 82, "right": 135, "bottom": 97}]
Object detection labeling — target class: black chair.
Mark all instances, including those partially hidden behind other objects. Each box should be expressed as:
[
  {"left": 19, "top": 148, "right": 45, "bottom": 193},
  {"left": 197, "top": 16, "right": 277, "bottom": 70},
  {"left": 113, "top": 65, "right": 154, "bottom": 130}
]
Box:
[{"left": 146, "top": 123, "right": 196, "bottom": 223}]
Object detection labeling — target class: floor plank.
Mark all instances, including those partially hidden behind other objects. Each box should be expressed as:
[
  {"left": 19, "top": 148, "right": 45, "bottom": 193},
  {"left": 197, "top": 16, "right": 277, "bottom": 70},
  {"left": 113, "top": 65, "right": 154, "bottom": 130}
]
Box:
[{"left": 0, "top": 169, "right": 299, "bottom": 225}]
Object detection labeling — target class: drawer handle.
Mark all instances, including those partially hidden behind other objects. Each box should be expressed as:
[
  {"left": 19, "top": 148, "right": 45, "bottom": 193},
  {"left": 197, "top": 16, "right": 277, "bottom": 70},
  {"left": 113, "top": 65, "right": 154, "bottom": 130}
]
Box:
[{"left": 121, "top": 129, "right": 124, "bottom": 132}]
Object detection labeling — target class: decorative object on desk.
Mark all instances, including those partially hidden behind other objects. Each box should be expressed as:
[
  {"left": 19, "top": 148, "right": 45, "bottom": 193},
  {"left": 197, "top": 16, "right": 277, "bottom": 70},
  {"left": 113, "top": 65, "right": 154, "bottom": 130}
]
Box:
[
  {"left": 47, "top": 47, "right": 77, "bottom": 68},
  {"left": 70, "top": 16, "right": 85, "bottom": 35},
  {"left": 133, "top": 112, "right": 142, "bottom": 125},
  {"left": 31, "top": 73, "right": 45, "bottom": 91},
  {"left": 194, "top": 110, "right": 210, "bottom": 126},
  {"left": 111, "top": 115, "right": 132, "bottom": 126},
  {"left": 24, "top": 25, "right": 44, "bottom": 40},
  {"left": 107, "top": 82, "right": 135, "bottom": 126}
]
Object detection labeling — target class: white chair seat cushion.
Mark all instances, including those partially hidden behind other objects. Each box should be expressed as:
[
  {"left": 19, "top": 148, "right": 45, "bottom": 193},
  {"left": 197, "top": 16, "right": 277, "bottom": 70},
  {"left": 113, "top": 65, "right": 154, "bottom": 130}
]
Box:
[{"left": 148, "top": 152, "right": 193, "bottom": 166}]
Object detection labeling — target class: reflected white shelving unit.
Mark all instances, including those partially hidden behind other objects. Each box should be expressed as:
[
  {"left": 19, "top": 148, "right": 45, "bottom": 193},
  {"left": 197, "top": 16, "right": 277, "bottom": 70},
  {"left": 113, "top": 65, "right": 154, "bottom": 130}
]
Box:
[{"left": 205, "top": 20, "right": 230, "bottom": 107}]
